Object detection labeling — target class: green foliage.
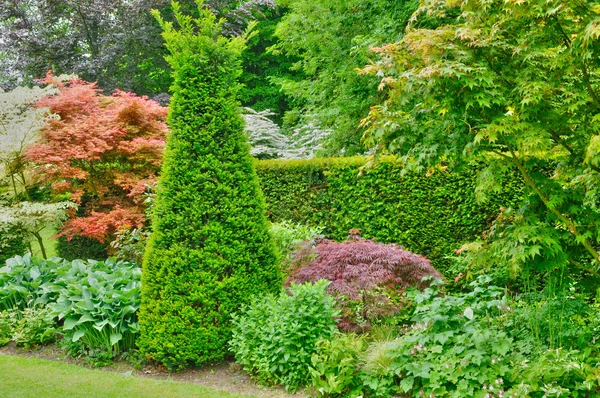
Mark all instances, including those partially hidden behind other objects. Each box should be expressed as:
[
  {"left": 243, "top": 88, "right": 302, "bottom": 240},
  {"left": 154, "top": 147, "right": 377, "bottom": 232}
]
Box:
[
  {"left": 239, "top": 7, "right": 293, "bottom": 123},
  {"left": 10, "top": 307, "right": 57, "bottom": 348},
  {"left": 508, "top": 349, "right": 600, "bottom": 397},
  {"left": 139, "top": 1, "right": 282, "bottom": 369},
  {"left": 229, "top": 281, "right": 339, "bottom": 392},
  {"left": 360, "top": 277, "right": 515, "bottom": 397},
  {"left": 0, "top": 225, "right": 26, "bottom": 265},
  {"left": 56, "top": 236, "right": 109, "bottom": 261},
  {"left": 257, "top": 157, "right": 523, "bottom": 274},
  {"left": 48, "top": 258, "right": 141, "bottom": 356},
  {"left": 309, "top": 333, "right": 366, "bottom": 398},
  {"left": 272, "top": 0, "right": 419, "bottom": 155},
  {"left": 0, "top": 311, "right": 12, "bottom": 346},
  {"left": 269, "top": 220, "right": 323, "bottom": 270},
  {"left": 360, "top": 0, "right": 600, "bottom": 278},
  {"left": 109, "top": 227, "right": 151, "bottom": 265},
  {"left": 0, "top": 254, "right": 140, "bottom": 357}
]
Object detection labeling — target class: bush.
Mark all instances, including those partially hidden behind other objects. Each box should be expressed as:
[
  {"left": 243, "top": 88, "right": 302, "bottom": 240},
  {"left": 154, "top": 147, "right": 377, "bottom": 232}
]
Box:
[
  {"left": 56, "top": 235, "right": 108, "bottom": 261},
  {"left": 288, "top": 231, "right": 441, "bottom": 331},
  {"left": 109, "top": 227, "right": 150, "bottom": 265},
  {"left": 0, "top": 254, "right": 62, "bottom": 311},
  {"left": 138, "top": 3, "right": 281, "bottom": 369},
  {"left": 11, "top": 306, "right": 56, "bottom": 348},
  {"left": 257, "top": 157, "right": 524, "bottom": 274},
  {"left": 269, "top": 220, "right": 323, "bottom": 273},
  {"left": 309, "top": 333, "right": 366, "bottom": 397},
  {"left": 230, "top": 281, "right": 339, "bottom": 392},
  {"left": 0, "top": 224, "right": 26, "bottom": 264},
  {"left": 0, "top": 254, "right": 140, "bottom": 356}
]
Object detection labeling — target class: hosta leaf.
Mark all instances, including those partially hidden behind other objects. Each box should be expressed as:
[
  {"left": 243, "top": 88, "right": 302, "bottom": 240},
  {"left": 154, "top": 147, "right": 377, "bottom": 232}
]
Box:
[
  {"left": 72, "top": 329, "right": 86, "bottom": 342},
  {"left": 110, "top": 333, "right": 122, "bottom": 346},
  {"left": 77, "top": 313, "right": 95, "bottom": 324},
  {"left": 63, "top": 317, "right": 78, "bottom": 330}
]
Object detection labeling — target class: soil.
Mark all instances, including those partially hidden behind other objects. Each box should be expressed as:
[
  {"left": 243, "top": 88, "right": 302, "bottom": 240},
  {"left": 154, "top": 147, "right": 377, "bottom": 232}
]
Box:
[{"left": 0, "top": 342, "right": 307, "bottom": 398}]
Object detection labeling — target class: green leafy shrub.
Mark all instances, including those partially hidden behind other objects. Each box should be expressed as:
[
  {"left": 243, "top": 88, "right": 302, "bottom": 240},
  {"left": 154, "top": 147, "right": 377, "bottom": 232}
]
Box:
[
  {"left": 0, "top": 311, "right": 12, "bottom": 346},
  {"left": 309, "top": 333, "right": 366, "bottom": 398},
  {"left": 270, "top": 220, "right": 323, "bottom": 272},
  {"left": 507, "top": 349, "right": 600, "bottom": 397},
  {"left": 11, "top": 306, "right": 56, "bottom": 348},
  {"left": 354, "top": 277, "right": 517, "bottom": 397},
  {"left": 56, "top": 235, "right": 108, "bottom": 261},
  {"left": 109, "top": 227, "right": 150, "bottom": 265},
  {"left": 230, "top": 281, "right": 339, "bottom": 392},
  {"left": 48, "top": 258, "right": 141, "bottom": 355},
  {"left": 256, "top": 157, "right": 523, "bottom": 274},
  {"left": 138, "top": 2, "right": 281, "bottom": 369},
  {"left": 0, "top": 254, "right": 63, "bottom": 311}
]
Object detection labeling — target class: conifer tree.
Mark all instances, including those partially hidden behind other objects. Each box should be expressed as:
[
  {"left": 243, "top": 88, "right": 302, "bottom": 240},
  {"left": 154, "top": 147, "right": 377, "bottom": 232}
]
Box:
[{"left": 138, "top": 0, "right": 281, "bottom": 368}]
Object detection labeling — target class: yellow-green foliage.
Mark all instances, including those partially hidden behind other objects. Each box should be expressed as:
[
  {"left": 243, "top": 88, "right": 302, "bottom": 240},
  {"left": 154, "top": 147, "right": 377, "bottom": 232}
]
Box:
[
  {"left": 257, "top": 157, "right": 523, "bottom": 273},
  {"left": 138, "top": 1, "right": 281, "bottom": 369}
]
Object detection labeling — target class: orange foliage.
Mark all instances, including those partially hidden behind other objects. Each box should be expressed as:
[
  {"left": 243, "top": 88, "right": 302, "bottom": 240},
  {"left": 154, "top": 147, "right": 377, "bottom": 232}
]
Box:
[{"left": 26, "top": 72, "right": 168, "bottom": 243}]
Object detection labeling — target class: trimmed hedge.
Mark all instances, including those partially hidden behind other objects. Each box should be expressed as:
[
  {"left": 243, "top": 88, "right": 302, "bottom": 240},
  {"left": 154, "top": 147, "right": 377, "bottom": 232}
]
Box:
[
  {"left": 138, "top": 5, "right": 281, "bottom": 370},
  {"left": 256, "top": 157, "right": 524, "bottom": 273}
]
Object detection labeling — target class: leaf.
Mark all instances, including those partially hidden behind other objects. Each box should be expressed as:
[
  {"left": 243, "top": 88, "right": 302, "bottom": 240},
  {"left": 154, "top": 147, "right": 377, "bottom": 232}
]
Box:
[
  {"left": 110, "top": 333, "right": 122, "bottom": 347},
  {"left": 72, "top": 329, "right": 85, "bottom": 342},
  {"left": 464, "top": 307, "right": 474, "bottom": 320},
  {"left": 63, "top": 317, "right": 79, "bottom": 331}
]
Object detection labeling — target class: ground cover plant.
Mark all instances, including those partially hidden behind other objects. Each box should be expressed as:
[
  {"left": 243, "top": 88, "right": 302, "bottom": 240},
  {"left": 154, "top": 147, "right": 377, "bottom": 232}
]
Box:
[
  {"left": 138, "top": 1, "right": 281, "bottom": 369},
  {"left": 0, "top": 254, "right": 140, "bottom": 357}
]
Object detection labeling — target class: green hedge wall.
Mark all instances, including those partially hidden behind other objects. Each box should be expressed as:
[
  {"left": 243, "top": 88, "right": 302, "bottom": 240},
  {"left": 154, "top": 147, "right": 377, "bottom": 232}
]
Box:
[{"left": 256, "top": 157, "right": 524, "bottom": 274}]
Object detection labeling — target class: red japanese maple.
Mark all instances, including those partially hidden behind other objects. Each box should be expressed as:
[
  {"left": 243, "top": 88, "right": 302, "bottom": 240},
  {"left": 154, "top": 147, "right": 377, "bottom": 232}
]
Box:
[
  {"left": 26, "top": 72, "right": 168, "bottom": 243},
  {"left": 287, "top": 230, "right": 442, "bottom": 331}
]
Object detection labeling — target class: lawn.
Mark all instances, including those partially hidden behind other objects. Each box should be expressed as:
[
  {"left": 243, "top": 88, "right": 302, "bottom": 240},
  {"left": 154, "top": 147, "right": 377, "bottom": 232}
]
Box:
[{"left": 0, "top": 354, "right": 248, "bottom": 398}]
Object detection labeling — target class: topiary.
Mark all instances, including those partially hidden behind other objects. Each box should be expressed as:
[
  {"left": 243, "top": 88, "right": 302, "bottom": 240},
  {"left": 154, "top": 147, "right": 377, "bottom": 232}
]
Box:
[
  {"left": 288, "top": 230, "right": 442, "bottom": 332},
  {"left": 138, "top": 1, "right": 282, "bottom": 369}
]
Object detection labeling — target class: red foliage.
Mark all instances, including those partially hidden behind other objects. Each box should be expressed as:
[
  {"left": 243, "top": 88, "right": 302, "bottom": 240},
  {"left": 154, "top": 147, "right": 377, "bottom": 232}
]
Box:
[
  {"left": 26, "top": 72, "right": 168, "bottom": 243},
  {"left": 287, "top": 230, "right": 442, "bottom": 332}
]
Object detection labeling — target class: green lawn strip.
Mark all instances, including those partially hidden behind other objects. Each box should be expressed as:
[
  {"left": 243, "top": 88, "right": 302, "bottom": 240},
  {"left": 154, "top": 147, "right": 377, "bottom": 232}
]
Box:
[{"left": 0, "top": 354, "right": 250, "bottom": 398}]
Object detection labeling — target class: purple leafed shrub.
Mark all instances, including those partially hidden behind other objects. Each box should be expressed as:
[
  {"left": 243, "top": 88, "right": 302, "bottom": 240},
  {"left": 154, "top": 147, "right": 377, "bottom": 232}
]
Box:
[{"left": 287, "top": 230, "right": 442, "bottom": 332}]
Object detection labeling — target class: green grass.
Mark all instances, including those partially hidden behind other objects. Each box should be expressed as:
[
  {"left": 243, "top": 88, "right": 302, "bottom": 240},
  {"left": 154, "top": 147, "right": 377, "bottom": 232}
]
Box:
[
  {"left": 28, "top": 226, "right": 58, "bottom": 258},
  {"left": 0, "top": 355, "right": 249, "bottom": 398}
]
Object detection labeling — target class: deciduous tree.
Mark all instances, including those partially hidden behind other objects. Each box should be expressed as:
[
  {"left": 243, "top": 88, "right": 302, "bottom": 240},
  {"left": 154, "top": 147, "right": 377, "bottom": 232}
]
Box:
[
  {"left": 26, "top": 72, "right": 168, "bottom": 244},
  {"left": 361, "top": 0, "right": 600, "bottom": 279}
]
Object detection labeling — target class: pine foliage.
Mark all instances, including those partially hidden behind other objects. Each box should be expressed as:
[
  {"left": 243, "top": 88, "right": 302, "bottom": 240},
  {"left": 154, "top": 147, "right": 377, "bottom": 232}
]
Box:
[{"left": 138, "top": 1, "right": 281, "bottom": 369}]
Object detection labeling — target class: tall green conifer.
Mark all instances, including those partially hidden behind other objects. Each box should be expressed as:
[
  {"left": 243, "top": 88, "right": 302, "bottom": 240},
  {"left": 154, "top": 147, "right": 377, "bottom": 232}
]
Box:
[{"left": 138, "top": 0, "right": 281, "bottom": 369}]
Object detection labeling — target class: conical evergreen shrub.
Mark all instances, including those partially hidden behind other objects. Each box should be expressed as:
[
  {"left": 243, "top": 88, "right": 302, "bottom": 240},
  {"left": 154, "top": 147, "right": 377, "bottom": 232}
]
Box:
[{"left": 138, "top": 1, "right": 282, "bottom": 369}]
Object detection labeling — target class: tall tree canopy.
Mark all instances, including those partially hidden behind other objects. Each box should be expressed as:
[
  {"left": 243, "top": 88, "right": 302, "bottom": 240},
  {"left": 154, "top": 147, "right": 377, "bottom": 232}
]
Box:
[
  {"left": 361, "top": 0, "right": 600, "bottom": 280},
  {"left": 273, "top": 0, "right": 418, "bottom": 155},
  {"left": 0, "top": 0, "right": 277, "bottom": 96}
]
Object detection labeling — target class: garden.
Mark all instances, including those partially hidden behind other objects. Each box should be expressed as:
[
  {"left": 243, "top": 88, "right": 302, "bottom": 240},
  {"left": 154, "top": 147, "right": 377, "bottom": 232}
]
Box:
[{"left": 1, "top": 0, "right": 600, "bottom": 397}]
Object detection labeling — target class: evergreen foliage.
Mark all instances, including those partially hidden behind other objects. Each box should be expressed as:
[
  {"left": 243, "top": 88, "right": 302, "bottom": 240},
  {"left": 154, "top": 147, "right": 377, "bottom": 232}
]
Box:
[
  {"left": 256, "top": 157, "right": 524, "bottom": 274},
  {"left": 138, "top": 1, "right": 281, "bottom": 369}
]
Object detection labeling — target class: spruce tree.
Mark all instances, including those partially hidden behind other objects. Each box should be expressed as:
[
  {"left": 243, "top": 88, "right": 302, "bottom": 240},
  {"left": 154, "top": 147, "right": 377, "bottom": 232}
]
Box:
[{"left": 138, "top": 0, "right": 281, "bottom": 369}]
